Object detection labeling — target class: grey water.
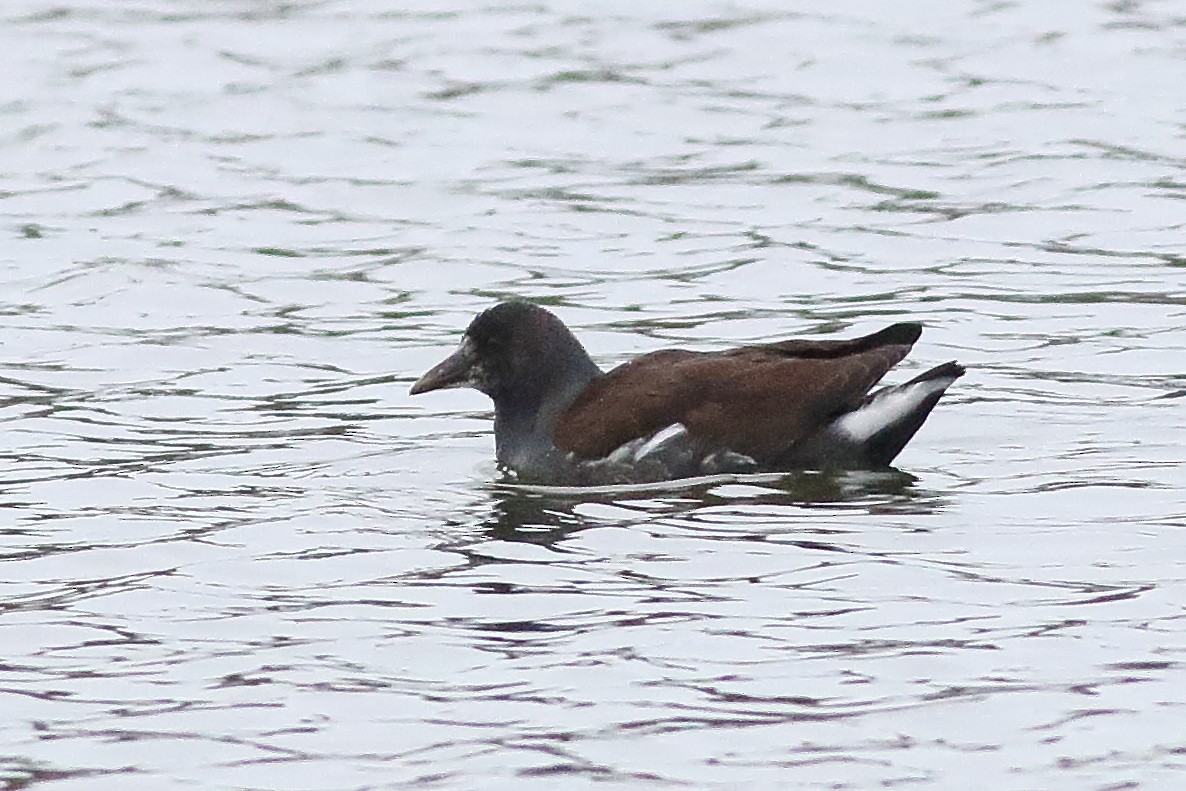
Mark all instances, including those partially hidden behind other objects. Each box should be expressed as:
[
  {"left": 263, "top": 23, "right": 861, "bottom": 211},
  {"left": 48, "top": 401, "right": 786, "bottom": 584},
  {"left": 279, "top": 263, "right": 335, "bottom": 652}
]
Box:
[{"left": 2, "top": 1, "right": 1185, "bottom": 789}]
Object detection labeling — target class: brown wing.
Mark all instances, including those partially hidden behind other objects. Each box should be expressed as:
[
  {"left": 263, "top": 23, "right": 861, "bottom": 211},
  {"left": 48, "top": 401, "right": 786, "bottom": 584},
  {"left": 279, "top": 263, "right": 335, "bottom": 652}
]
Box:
[{"left": 552, "top": 323, "right": 922, "bottom": 461}]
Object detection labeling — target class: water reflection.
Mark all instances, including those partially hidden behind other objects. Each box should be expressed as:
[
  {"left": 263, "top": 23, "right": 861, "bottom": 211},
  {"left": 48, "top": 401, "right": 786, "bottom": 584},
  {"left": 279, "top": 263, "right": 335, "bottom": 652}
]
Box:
[
  {"left": 481, "top": 468, "right": 941, "bottom": 541},
  {"left": 481, "top": 490, "right": 590, "bottom": 546}
]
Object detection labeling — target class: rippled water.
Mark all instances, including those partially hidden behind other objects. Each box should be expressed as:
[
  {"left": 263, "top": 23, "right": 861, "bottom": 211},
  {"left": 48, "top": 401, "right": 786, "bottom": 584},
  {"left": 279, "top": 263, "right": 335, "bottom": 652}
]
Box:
[{"left": 3, "top": 1, "right": 1185, "bottom": 789}]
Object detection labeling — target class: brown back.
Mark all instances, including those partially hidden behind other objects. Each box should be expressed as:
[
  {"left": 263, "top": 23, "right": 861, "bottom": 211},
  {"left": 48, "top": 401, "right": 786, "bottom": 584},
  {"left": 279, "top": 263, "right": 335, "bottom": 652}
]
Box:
[{"left": 553, "top": 324, "right": 920, "bottom": 461}]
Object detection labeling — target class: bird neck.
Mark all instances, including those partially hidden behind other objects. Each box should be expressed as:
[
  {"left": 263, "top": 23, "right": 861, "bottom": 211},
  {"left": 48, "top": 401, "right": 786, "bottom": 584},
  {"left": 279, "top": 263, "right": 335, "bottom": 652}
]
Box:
[{"left": 492, "top": 355, "right": 600, "bottom": 476}]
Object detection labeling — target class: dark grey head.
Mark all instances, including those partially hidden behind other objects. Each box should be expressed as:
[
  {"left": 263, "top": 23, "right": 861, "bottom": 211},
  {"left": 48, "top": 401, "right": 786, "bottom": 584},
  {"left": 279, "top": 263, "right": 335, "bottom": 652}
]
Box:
[{"left": 410, "top": 302, "right": 600, "bottom": 407}]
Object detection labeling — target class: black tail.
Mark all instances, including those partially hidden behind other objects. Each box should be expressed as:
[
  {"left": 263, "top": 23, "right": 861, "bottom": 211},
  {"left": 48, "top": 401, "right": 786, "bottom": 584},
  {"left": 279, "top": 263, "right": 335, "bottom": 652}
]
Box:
[{"left": 862, "top": 361, "right": 965, "bottom": 466}]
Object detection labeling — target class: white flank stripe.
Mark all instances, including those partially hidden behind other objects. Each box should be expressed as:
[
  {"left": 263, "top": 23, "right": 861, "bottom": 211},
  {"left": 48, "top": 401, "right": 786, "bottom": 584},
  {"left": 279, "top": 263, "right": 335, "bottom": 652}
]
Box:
[{"left": 633, "top": 423, "right": 688, "bottom": 461}]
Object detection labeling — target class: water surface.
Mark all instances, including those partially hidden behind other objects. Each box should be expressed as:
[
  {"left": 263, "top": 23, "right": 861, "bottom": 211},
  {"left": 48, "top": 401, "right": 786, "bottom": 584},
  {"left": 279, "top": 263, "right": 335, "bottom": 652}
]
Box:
[{"left": 2, "top": 1, "right": 1184, "bottom": 789}]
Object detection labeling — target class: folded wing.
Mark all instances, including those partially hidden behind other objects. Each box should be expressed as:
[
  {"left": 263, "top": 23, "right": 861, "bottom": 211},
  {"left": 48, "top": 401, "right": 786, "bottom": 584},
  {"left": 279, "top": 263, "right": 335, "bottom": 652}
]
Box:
[{"left": 553, "top": 322, "right": 923, "bottom": 462}]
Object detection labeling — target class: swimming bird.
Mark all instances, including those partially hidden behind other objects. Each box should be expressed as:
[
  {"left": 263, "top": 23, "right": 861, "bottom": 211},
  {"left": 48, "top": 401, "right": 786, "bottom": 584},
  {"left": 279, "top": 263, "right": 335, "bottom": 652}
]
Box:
[{"left": 411, "top": 301, "right": 963, "bottom": 485}]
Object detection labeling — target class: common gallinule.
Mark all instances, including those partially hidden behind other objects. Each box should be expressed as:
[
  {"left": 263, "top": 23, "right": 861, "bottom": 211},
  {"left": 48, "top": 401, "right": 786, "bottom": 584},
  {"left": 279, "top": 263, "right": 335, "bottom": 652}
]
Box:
[{"left": 411, "top": 301, "right": 964, "bottom": 485}]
